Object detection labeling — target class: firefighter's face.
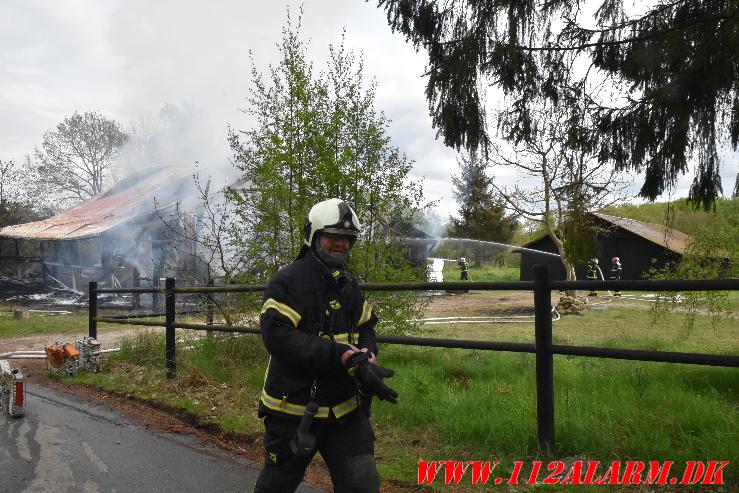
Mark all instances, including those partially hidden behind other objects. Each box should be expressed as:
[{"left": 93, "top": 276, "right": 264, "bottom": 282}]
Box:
[{"left": 319, "top": 232, "right": 351, "bottom": 256}]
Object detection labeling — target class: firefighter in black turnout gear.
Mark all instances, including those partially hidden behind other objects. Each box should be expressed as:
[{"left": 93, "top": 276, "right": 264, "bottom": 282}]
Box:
[
  {"left": 254, "top": 198, "right": 398, "bottom": 493},
  {"left": 586, "top": 258, "right": 599, "bottom": 297},
  {"left": 610, "top": 257, "right": 623, "bottom": 297},
  {"left": 458, "top": 257, "right": 469, "bottom": 281}
]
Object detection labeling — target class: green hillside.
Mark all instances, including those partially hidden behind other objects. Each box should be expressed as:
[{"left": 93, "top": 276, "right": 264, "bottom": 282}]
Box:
[{"left": 600, "top": 197, "right": 739, "bottom": 242}]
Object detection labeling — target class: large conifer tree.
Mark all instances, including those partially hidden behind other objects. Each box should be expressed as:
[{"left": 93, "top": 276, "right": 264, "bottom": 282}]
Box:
[
  {"left": 378, "top": 0, "right": 739, "bottom": 210},
  {"left": 448, "top": 151, "right": 518, "bottom": 266}
]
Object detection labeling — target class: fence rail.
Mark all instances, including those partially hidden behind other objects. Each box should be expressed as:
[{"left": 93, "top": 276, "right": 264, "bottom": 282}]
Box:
[{"left": 88, "top": 266, "right": 739, "bottom": 452}]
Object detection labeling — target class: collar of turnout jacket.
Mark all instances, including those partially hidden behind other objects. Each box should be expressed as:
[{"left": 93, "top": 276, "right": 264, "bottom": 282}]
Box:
[{"left": 258, "top": 253, "right": 377, "bottom": 421}]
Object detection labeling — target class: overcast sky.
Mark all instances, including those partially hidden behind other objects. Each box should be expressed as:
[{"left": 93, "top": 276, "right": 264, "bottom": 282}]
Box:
[{"left": 1, "top": 0, "right": 737, "bottom": 220}]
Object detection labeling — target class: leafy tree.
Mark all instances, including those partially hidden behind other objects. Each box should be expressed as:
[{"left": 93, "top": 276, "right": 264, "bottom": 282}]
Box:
[
  {"left": 228, "top": 16, "right": 426, "bottom": 334},
  {"left": 0, "top": 158, "right": 55, "bottom": 227},
  {"left": 649, "top": 225, "right": 737, "bottom": 334},
  {"left": 490, "top": 107, "right": 631, "bottom": 282},
  {"left": 448, "top": 151, "right": 518, "bottom": 265},
  {"left": 31, "top": 111, "right": 128, "bottom": 207},
  {"left": 155, "top": 172, "right": 249, "bottom": 326},
  {"left": 377, "top": 0, "right": 739, "bottom": 210}
]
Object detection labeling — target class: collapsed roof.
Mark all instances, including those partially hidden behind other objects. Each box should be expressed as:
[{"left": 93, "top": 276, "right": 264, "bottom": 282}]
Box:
[{"left": 0, "top": 166, "right": 194, "bottom": 241}]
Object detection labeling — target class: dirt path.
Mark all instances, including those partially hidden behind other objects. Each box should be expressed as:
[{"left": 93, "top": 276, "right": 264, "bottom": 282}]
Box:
[
  {"left": 0, "top": 327, "right": 141, "bottom": 355},
  {"left": 423, "top": 289, "right": 557, "bottom": 317}
]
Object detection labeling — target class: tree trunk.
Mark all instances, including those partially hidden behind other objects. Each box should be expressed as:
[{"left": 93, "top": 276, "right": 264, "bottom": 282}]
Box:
[
  {"left": 563, "top": 261, "right": 577, "bottom": 297},
  {"left": 549, "top": 231, "right": 577, "bottom": 297}
]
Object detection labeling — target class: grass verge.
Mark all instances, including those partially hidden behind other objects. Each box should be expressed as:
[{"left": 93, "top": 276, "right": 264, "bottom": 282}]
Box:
[
  {"left": 65, "top": 301, "right": 738, "bottom": 491},
  {"left": 0, "top": 308, "right": 89, "bottom": 339}
]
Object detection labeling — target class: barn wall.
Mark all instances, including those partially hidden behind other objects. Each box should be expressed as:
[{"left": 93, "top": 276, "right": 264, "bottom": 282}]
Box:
[
  {"left": 592, "top": 219, "right": 682, "bottom": 280},
  {"left": 519, "top": 226, "right": 683, "bottom": 282},
  {"left": 519, "top": 237, "right": 566, "bottom": 281}
]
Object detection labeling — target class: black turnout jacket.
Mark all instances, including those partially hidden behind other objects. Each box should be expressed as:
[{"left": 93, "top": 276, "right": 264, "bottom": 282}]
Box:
[{"left": 258, "top": 251, "right": 378, "bottom": 422}]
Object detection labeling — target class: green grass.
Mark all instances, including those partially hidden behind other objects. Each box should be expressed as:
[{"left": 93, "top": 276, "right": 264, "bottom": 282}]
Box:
[
  {"left": 0, "top": 308, "right": 89, "bottom": 338},
  {"left": 70, "top": 331, "right": 738, "bottom": 490},
  {"left": 374, "top": 347, "right": 738, "bottom": 487},
  {"left": 601, "top": 196, "right": 739, "bottom": 242},
  {"left": 37, "top": 290, "right": 738, "bottom": 491},
  {"left": 442, "top": 264, "right": 520, "bottom": 282},
  {"left": 422, "top": 290, "right": 738, "bottom": 354}
]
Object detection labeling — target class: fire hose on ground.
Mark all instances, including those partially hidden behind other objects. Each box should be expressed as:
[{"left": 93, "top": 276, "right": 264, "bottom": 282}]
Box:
[
  {"left": 587, "top": 265, "right": 685, "bottom": 305},
  {"left": 412, "top": 305, "right": 561, "bottom": 324},
  {"left": 0, "top": 348, "right": 119, "bottom": 359}
]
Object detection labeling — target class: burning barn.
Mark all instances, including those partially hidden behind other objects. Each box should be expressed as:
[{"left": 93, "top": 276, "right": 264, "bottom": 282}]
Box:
[{"left": 0, "top": 166, "right": 201, "bottom": 303}]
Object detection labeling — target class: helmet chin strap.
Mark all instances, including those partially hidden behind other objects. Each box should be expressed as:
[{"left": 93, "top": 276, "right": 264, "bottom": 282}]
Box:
[
  {"left": 315, "top": 247, "right": 348, "bottom": 267},
  {"left": 311, "top": 232, "right": 350, "bottom": 268}
]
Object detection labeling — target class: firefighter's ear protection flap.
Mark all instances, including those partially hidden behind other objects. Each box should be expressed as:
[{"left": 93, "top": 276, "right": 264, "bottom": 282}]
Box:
[
  {"left": 332, "top": 269, "right": 353, "bottom": 299},
  {"left": 303, "top": 219, "right": 312, "bottom": 245},
  {"left": 334, "top": 270, "right": 351, "bottom": 286}
]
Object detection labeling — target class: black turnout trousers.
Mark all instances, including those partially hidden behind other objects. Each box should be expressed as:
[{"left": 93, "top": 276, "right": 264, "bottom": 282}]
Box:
[{"left": 253, "top": 410, "right": 379, "bottom": 493}]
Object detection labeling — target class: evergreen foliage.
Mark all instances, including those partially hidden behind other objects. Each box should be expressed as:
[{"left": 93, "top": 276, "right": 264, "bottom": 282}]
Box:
[
  {"left": 228, "top": 15, "right": 426, "bottom": 334},
  {"left": 377, "top": 0, "right": 739, "bottom": 210},
  {"left": 447, "top": 151, "right": 518, "bottom": 264}
]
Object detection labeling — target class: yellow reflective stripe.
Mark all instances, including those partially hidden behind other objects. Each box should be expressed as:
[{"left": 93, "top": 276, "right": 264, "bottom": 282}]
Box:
[
  {"left": 260, "top": 391, "right": 331, "bottom": 418},
  {"left": 261, "top": 298, "right": 301, "bottom": 328},
  {"left": 319, "top": 332, "right": 356, "bottom": 344},
  {"left": 263, "top": 356, "right": 272, "bottom": 387},
  {"left": 260, "top": 391, "right": 358, "bottom": 419},
  {"left": 358, "top": 300, "right": 372, "bottom": 326},
  {"left": 333, "top": 396, "right": 359, "bottom": 418},
  {"left": 321, "top": 332, "right": 349, "bottom": 344}
]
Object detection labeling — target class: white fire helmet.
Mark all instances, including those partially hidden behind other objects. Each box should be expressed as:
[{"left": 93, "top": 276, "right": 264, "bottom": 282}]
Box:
[
  {"left": 612, "top": 256, "right": 621, "bottom": 264},
  {"left": 303, "top": 198, "right": 361, "bottom": 248}
]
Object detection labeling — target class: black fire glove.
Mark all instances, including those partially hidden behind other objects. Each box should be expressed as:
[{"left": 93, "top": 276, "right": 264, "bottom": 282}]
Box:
[{"left": 345, "top": 352, "right": 398, "bottom": 404}]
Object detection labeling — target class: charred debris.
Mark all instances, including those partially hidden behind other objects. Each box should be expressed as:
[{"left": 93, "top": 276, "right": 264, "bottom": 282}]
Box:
[{"left": 0, "top": 166, "right": 206, "bottom": 310}]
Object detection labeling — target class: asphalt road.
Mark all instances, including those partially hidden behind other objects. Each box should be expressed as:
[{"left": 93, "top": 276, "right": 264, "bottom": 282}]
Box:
[{"left": 0, "top": 383, "right": 323, "bottom": 493}]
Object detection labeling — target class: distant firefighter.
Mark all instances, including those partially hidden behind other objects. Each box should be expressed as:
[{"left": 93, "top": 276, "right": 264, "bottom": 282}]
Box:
[
  {"left": 586, "top": 258, "right": 599, "bottom": 297},
  {"left": 458, "top": 257, "right": 469, "bottom": 281},
  {"left": 610, "top": 257, "right": 623, "bottom": 297}
]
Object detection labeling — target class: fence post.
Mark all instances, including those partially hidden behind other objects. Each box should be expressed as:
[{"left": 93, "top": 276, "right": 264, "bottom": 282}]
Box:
[
  {"left": 152, "top": 276, "right": 160, "bottom": 313},
  {"left": 89, "top": 281, "right": 97, "bottom": 339},
  {"left": 132, "top": 267, "right": 140, "bottom": 309},
  {"left": 206, "top": 277, "right": 214, "bottom": 326},
  {"left": 534, "top": 265, "right": 555, "bottom": 452},
  {"left": 165, "top": 277, "right": 176, "bottom": 379}
]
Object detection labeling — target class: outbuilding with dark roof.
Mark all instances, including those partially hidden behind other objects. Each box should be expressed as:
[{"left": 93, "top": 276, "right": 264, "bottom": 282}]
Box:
[{"left": 518, "top": 213, "right": 690, "bottom": 281}]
